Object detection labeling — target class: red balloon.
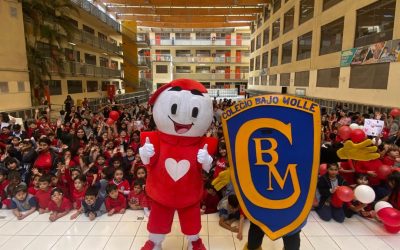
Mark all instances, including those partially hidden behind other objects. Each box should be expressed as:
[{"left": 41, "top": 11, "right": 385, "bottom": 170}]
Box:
[
  {"left": 377, "top": 165, "right": 392, "bottom": 180},
  {"left": 390, "top": 108, "right": 400, "bottom": 117},
  {"left": 335, "top": 186, "right": 354, "bottom": 202},
  {"left": 319, "top": 164, "right": 327, "bottom": 176},
  {"left": 338, "top": 126, "right": 352, "bottom": 141},
  {"left": 350, "top": 129, "right": 366, "bottom": 143},
  {"left": 106, "top": 118, "right": 115, "bottom": 126},
  {"left": 109, "top": 111, "right": 120, "bottom": 121},
  {"left": 384, "top": 224, "right": 400, "bottom": 234},
  {"left": 331, "top": 192, "right": 344, "bottom": 208},
  {"left": 377, "top": 207, "right": 400, "bottom": 227}
]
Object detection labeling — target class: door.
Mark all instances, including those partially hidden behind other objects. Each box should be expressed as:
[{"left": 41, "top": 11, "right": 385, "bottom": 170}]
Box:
[
  {"left": 236, "top": 34, "right": 242, "bottom": 46},
  {"left": 225, "top": 34, "right": 231, "bottom": 46}
]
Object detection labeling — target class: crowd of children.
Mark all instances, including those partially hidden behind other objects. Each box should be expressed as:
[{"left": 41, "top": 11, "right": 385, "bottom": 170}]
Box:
[{"left": 0, "top": 99, "right": 399, "bottom": 238}]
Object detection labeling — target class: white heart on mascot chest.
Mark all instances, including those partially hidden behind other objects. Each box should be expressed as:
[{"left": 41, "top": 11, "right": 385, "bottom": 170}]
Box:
[{"left": 165, "top": 158, "right": 190, "bottom": 181}]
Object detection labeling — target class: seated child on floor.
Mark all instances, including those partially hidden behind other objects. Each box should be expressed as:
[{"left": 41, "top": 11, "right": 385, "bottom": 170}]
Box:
[
  {"left": 11, "top": 184, "right": 37, "bottom": 220},
  {"left": 105, "top": 183, "right": 126, "bottom": 215},
  {"left": 128, "top": 179, "right": 150, "bottom": 216},
  {"left": 70, "top": 186, "right": 106, "bottom": 221},
  {"left": 345, "top": 174, "right": 375, "bottom": 218},
  {"left": 201, "top": 181, "right": 220, "bottom": 214}
]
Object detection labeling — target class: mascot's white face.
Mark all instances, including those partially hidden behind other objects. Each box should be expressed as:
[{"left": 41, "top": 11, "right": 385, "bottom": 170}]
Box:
[{"left": 153, "top": 87, "right": 213, "bottom": 137}]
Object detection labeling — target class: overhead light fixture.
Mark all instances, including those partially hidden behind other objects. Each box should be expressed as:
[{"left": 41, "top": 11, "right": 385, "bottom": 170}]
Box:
[{"left": 68, "top": 42, "right": 76, "bottom": 46}]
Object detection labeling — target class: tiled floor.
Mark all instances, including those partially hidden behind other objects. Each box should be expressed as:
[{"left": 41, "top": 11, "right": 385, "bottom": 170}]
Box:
[{"left": 0, "top": 209, "right": 398, "bottom": 250}]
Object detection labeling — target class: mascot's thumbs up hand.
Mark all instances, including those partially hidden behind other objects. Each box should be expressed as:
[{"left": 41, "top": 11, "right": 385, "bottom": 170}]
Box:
[
  {"left": 212, "top": 169, "right": 231, "bottom": 191},
  {"left": 337, "top": 139, "right": 380, "bottom": 161},
  {"left": 139, "top": 137, "right": 155, "bottom": 164},
  {"left": 197, "top": 144, "right": 213, "bottom": 172}
]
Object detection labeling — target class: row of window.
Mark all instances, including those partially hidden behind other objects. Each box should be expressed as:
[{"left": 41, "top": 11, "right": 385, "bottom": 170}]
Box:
[
  {"left": 44, "top": 80, "right": 116, "bottom": 95},
  {"left": 252, "top": 0, "right": 396, "bottom": 54},
  {"left": 250, "top": 63, "right": 390, "bottom": 90},
  {"left": 155, "top": 32, "right": 251, "bottom": 40},
  {"left": 69, "top": 17, "right": 119, "bottom": 45},
  {"left": 155, "top": 65, "right": 249, "bottom": 74},
  {"left": 0, "top": 81, "right": 26, "bottom": 93},
  {"left": 153, "top": 50, "right": 250, "bottom": 57}
]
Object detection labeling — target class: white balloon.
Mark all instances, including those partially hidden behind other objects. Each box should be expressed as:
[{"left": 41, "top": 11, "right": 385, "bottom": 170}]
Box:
[
  {"left": 359, "top": 125, "right": 364, "bottom": 130},
  {"left": 372, "top": 138, "right": 382, "bottom": 145},
  {"left": 354, "top": 185, "right": 375, "bottom": 204},
  {"left": 350, "top": 123, "right": 359, "bottom": 130},
  {"left": 374, "top": 201, "right": 393, "bottom": 212}
]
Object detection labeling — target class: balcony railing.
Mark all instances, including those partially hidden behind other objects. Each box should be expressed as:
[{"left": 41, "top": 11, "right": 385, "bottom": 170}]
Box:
[
  {"left": 141, "top": 55, "right": 250, "bottom": 64},
  {"left": 173, "top": 72, "right": 249, "bottom": 81},
  {"left": 71, "top": 29, "right": 122, "bottom": 55},
  {"left": 150, "top": 39, "right": 251, "bottom": 46},
  {"left": 46, "top": 59, "right": 122, "bottom": 79},
  {"left": 122, "top": 26, "right": 150, "bottom": 46},
  {"left": 70, "top": 0, "right": 120, "bottom": 32},
  {"left": 87, "top": 91, "right": 149, "bottom": 112}
]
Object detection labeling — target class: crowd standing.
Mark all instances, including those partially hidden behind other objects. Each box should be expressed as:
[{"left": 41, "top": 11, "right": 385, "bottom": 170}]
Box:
[{"left": 0, "top": 97, "right": 399, "bottom": 239}]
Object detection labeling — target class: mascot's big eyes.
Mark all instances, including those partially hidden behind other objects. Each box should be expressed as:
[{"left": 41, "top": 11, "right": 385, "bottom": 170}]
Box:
[
  {"left": 171, "top": 104, "right": 177, "bottom": 115},
  {"left": 192, "top": 107, "right": 199, "bottom": 118}
]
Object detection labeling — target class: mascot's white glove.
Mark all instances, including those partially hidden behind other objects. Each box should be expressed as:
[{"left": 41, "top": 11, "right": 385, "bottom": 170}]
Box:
[
  {"left": 197, "top": 144, "right": 213, "bottom": 173},
  {"left": 139, "top": 137, "right": 155, "bottom": 164}
]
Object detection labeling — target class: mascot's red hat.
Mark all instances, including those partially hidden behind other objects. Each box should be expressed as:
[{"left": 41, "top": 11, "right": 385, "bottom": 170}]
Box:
[{"left": 148, "top": 78, "right": 208, "bottom": 106}]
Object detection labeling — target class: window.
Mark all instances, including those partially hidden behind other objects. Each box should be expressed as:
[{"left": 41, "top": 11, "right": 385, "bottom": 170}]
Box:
[
  {"left": 215, "top": 33, "right": 226, "bottom": 39},
  {"left": 67, "top": 80, "right": 83, "bottom": 94},
  {"left": 110, "top": 60, "right": 118, "bottom": 70},
  {"left": 261, "top": 75, "right": 268, "bottom": 85},
  {"left": 98, "top": 32, "right": 107, "bottom": 40},
  {"left": 156, "top": 65, "right": 168, "bottom": 73},
  {"left": 255, "top": 56, "right": 261, "bottom": 70},
  {"left": 349, "top": 63, "right": 389, "bottom": 89},
  {"left": 251, "top": 38, "right": 255, "bottom": 52},
  {"left": 317, "top": 68, "right": 340, "bottom": 88},
  {"left": 272, "top": 19, "right": 281, "bottom": 40},
  {"left": 354, "top": 0, "right": 396, "bottom": 47},
  {"left": 176, "top": 50, "right": 191, "bottom": 57},
  {"left": 271, "top": 47, "right": 279, "bottom": 67},
  {"left": 45, "top": 80, "right": 62, "bottom": 95},
  {"left": 68, "top": 18, "right": 78, "bottom": 28},
  {"left": 83, "top": 25, "right": 94, "bottom": 34},
  {"left": 240, "top": 33, "right": 251, "bottom": 40},
  {"left": 250, "top": 58, "right": 254, "bottom": 71},
  {"left": 175, "top": 33, "right": 191, "bottom": 40},
  {"left": 297, "top": 31, "right": 312, "bottom": 60},
  {"left": 196, "top": 50, "right": 210, "bottom": 57},
  {"left": 283, "top": 8, "right": 295, "bottom": 34},
  {"left": 100, "top": 57, "right": 108, "bottom": 67},
  {"left": 323, "top": 0, "right": 342, "bottom": 11},
  {"left": 269, "top": 75, "right": 278, "bottom": 86},
  {"left": 102, "top": 81, "right": 110, "bottom": 91},
  {"left": 85, "top": 53, "right": 96, "bottom": 65},
  {"left": 256, "top": 34, "right": 262, "bottom": 50},
  {"left": 249, "top": 77, "right": 254, "bottom": 85},
  {"left": 263, "top": 28, "right": 270, "bottom": 46},
  {"left": 156, "top": 33, "right": 170, "bottom": 39},
  {"left": 262, "top": 52, "right": 269, "bottom": 69},
  {"left": 281, "top": 41, "right": 292, "bottom": 64},
  {"left": 0, "top": 82, "right": 9, "bottom": 93},
  {"left": 320, "top": 17, "right": 344, "bottom": 55},
  {"left": 273, "top": 0, "right": 282, "bottom": 13},
  {"left": 299, "top": 0, "right": 314, "bottom": 25},
  {"left": 294, "top": 71, "right": 310, "bottom": 86},
  {"left": 196, "top": 32, "right": 210, "bottom": 40},
  {"left": 87, "top": 81, "right": 98, "bottom": 92},
  {"left": 280, "top": 73, "right": 291, "bottom": 86},
  {"left": 176, "top": 66, "right": 191, "bottom": 73},
  {"left": 17, "top": 81, "right": 25, "bottom": 92},
  {"left": 196, "top": 66, "right": 210, "bottom": 73},
  {"left": 264, "top": 5, "right": 271, "bottom": 22}
]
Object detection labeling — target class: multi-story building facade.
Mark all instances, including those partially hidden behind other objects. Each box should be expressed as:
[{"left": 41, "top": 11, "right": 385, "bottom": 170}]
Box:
[
  {"left": 146, "top": 28, "right": 251, "bottom": 93},
  {"left": 248, "top": 0, "right": 400, "bottom": 108}
]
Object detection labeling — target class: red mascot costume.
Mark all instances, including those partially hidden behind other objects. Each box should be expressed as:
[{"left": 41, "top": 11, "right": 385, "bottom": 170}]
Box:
[{"left": 139, "top": 79, "right": 218, "bottom": 250}]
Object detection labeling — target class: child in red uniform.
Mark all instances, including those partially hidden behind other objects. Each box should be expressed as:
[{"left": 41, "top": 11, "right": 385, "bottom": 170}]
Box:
[
  {"left": 201, "top": 182, "right": 220, "bottom": 214},
  {"left": 110, "top": 168, "right": 130, "bottom": 196},
  {"left": 28, "top": 175, "right": 40, "bottom": 195},
  {"left": 71, "top": 175, "right": 87, "bottom": 209},
  {"left": 213, "top": 143, "right": 228, "bottom": 180},
  {"left": 35, "top": 175, "right": 52, "bottom": 214},
  {"left": 128, "top": 179, "right": 149, "bottom": 214},
  {"left": 0, "top": 169, "right": 9, "bottom": 203},
  {"left": 48, "top": 188, "right": 72, "bottom": 222},
  {"left": 385, "top": 172, "right": 400, "bottom": 209},
  {"left": 105, "top": 184, "right": 126, "bottom": 215}
]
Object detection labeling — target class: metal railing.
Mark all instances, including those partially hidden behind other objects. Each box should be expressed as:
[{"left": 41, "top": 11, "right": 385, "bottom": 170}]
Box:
[
  {"left": 70, "top": 0, "right": 121, "bottom": 32},
  {"left": 207, "top": 89, "right": 238, "bottom": 98},
  {"left": 87, "top": 91, "right": 150, "bottom": 112},
  {"left": 71, "top": 29, "right": 122, "bottom": 55},
  {"left": 46, "top": 58, "right": 122, "bottom": 79},
  {"left": 150, "top": 39, "right": 251, "bottom": 46},
  {"left": 2, "top": 105, "right": 48, "bottom": 120},
  {"left": 137, "top": 55, "right": 250, "bottom": 64},
  {"left": 173, "top": 72, "right": 249, "bottom": 81},
  {"left": 122, "top": 26, "right": 150, "bottom": 46}
]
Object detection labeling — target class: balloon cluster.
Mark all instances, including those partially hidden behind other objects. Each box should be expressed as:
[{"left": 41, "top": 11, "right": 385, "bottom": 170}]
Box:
[
  {"left": 106, "top": 111, "right": 120, "bottom": 126},
  {"left": 338, "top": 124, "right": 366, "bottom": 143},
  {"left": 375, "top": 201, "right": 400, "bottom": 234},
  {"left": 390, "top": 108, "right": 400, "bottom": 118},
  {"left": 331, "top": 185, "right": 375, "bottom": 210}
]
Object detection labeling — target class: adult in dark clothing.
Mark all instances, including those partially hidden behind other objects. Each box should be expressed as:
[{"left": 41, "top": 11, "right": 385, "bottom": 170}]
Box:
[
  {"left": 20, "top": 139, "right": 38, "bottom": 183},
  {"left": 64, "top": 95, "right": 74, "bottom": 114},
  {"left": 56, "top": 120, "right": 87, "bottom": 156}
]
